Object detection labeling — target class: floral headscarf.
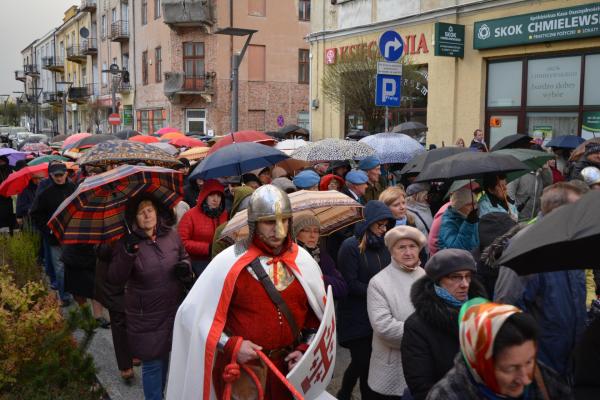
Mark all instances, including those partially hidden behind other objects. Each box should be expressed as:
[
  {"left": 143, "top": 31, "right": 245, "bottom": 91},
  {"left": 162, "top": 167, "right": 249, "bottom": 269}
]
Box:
[{"left": 459, "top": 298, "right": 521, "bottom": 394}]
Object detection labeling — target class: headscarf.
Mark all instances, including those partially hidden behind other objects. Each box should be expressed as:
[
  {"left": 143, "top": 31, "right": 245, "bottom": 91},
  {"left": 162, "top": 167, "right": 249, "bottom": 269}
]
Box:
[{"left": 459, "top": 298, "right": 522, "bottom": 395}]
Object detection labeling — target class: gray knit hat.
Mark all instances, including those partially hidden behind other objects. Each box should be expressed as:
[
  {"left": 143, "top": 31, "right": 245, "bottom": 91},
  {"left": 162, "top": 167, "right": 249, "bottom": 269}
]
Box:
[
  {"left": 424, "top": 248, "right": 476, "bottom": 281},
  {"left": 292, "top": 212, "right": 320, "bottom": 238}
]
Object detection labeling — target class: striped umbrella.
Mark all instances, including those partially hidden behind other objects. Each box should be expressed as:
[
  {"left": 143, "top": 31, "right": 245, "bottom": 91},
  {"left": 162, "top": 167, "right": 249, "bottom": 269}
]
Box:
[{"left": 48, "top": 165, "right": 183, "bottom": 244}]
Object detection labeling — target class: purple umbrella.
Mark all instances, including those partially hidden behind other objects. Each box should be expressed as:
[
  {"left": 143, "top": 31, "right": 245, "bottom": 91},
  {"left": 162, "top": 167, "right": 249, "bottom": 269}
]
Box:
[{"left": 0, "top": 149, "right": 27, "bottom": 166}]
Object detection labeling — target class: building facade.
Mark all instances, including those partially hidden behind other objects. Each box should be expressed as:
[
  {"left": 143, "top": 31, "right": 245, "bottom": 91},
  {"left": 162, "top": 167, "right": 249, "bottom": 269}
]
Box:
[
  {"left": 37, "top": 29, "right": 60, "bottom": 134},
  {"left": 309, "top": 0, "right": 600, "bottom": 146}
]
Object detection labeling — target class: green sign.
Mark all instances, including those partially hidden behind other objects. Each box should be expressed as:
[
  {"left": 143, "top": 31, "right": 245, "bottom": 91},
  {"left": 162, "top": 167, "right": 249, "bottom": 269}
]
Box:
[
  {"left": 434, "top": 22, "right": 465, "bottom": 57},
  {"left": 582, "top": 111, "right": 600, "bottom": 139},
  {"left": 474, "top": 3, "right": 600, "bottom": 49},
  {"left": 122, "top": 105, "right": 133, "bottom": 126}
]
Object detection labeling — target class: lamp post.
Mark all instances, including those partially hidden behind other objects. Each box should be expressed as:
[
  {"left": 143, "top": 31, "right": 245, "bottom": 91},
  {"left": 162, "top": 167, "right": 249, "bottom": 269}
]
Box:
[
  {"left": 215, "top": 27, "right": 257, "bottom": 133},
  {"left": 56, "top": 81, "right": 73, "bottom": 135},
  {"left": 102, "top": 64, "right": 125, "bottom": 134}
]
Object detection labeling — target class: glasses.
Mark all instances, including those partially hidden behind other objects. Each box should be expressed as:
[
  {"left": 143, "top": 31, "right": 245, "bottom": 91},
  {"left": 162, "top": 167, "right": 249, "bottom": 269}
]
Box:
[{"left": 374, "top": 221, "right": 389, "bottom": 230}]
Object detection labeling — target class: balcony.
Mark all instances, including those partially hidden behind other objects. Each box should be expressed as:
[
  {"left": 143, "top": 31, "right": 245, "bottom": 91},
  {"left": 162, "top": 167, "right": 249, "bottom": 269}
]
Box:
[
  {"left": 80, "top": 0, "right": 96, "bottom": 12},
  {"left": 66, "top": 46, "right": 87, "bottom": 63},
  {"left": 43, "top": 91, "right": 63, "bottom": 106},
  {"left": 68, "top": 86, "right": 90, "bottom": 104},
  {"left": 24, "top": 64, "right": 39, "bottom": 76},
  {"left": 111, "top": 20, "right": 129, "bottom": 42},
  {"left": 162, "top": 0, "right": 215, "bottom": 29},
  {"left": 118, "top": 81, "right": 131, "bottom": 94},
  {"left": 82, "top": 38, "right": 98, "bottom": 55},
  {"left": 15, "top": 70, "right": 26, "bottom": 82},
  {"left": 42, "top": 56, "right": 65, "bottom": 72},
  {"left": 164, "top": 71, "right": 215, "bottom": 103}
]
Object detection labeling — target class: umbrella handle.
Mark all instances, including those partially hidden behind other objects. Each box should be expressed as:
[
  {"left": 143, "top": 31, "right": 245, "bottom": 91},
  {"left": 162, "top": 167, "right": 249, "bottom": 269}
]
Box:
[{"left": 122, "top": 216, "right": 132, "bottom": 235}]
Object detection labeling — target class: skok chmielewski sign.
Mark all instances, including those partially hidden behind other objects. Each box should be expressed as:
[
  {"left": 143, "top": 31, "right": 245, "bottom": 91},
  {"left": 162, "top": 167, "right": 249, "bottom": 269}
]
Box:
[{"left": 474, "top": 3, "right": 600, "bottom": 49}]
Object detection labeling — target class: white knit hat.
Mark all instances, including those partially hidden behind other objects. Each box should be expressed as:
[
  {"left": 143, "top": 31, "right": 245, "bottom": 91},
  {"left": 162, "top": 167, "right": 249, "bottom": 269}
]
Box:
[{"left": 384, "top": 225, "right": 427, "bottom": 250}]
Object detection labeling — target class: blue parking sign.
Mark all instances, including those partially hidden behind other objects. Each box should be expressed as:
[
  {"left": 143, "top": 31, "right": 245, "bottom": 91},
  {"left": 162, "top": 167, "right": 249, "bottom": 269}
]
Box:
[
  {"left": 376, "top": 74, "right": 402, "bottom": 107},
  {"left": 379, "top": 31, "right": 404, "bottom": 62}
]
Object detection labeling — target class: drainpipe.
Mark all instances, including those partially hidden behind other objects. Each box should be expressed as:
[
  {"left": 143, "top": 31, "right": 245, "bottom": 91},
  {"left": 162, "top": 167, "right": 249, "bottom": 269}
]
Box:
[{"left": 131, "top": 0, "right": 137, "bottom": 131}]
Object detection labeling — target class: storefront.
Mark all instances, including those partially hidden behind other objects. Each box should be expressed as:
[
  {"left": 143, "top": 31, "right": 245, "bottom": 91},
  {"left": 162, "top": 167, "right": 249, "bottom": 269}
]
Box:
[{"left": 309, "top": 0, "right": 600, "bottom": 146}]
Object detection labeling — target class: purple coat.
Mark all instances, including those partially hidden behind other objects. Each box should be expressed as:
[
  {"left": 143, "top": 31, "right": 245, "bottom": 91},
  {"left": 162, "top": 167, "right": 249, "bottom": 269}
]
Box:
[{"left": 108, "top": 224, "right": 190, "bottom": 361}]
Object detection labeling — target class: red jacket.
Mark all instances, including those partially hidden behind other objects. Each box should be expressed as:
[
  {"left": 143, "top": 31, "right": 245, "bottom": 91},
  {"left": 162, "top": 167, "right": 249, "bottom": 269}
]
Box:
[{"left": 177, "top": 180, "right": 228, "bottom": 261}]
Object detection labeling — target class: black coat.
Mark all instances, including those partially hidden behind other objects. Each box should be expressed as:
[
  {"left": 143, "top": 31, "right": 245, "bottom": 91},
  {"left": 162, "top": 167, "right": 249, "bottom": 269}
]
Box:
[
  {"left": 94, "top": 242, "right": 125, "bottom": 312},
  {"left": 401, "top": 275, "right": 487, "bottom": 400},
  {"left": 63, "top": 244, "right": 97, "bottom": 299},
  {"left": 30, "top": 180, "right": 77, "bottom": 245}
]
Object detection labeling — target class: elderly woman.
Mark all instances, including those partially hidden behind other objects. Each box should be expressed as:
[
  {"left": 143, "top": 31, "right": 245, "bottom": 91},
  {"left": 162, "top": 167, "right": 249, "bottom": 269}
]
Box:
[
  {"left": 427, "top": 299, "right": 573, "bottom": 399},
  {"left": 109, "top": 197, "right": 191, "bottom": 400},
  {"left": 319, "top": 173, "right": 345, "bottom": 191},
  {"left": 367, "top": 226, "right": 427, "bottom": 399},
  {"left": 401, "top": 249, "right": 486, "bottom": 400},
  {"left": 406, "top": 183, "right": 433, "bottom": 235},
  {"left": 293, "top": 213, "right": 347, "bottom": 299},
  {"left": 337, "top": 201, "right": 395, "bottom": 400}
]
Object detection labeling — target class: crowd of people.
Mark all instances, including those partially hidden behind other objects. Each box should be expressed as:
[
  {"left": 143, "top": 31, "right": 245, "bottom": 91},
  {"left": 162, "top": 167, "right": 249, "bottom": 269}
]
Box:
[{"left": 3, "top": 132, "right": 600, "bottom": 400}]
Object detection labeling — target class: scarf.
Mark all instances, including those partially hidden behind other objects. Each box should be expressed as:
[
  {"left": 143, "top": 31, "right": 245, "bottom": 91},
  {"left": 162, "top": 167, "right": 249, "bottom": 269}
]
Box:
[
  {"left": 201, "top": 199, "right": 224, "bottom": 218},
  {"left": 434, "top": 284, "right": 466, "bottom": 308},
  {"left": 366, "top": 230, "right": 385, "bottom": 249},
  {"left": 459, "top": 298, "right": 522, "bottom": 396},
  {"left": 395, "top": 217, "right": 407, "bottom": 226},
  {"left": 297, "top": 240, "right": 320, "bottom": 264}
]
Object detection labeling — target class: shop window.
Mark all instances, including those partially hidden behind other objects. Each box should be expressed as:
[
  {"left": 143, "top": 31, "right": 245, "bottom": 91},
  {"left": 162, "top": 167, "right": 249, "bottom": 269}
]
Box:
[
  {"left": 584, "top": 54, "right": 600, "bottom": 105},
  {"left": 297, "top": 111, "right": 309, "bottom": 130},
  {"left": 487, "top": 61, "right": 522, "bottom": 107},
  {"left": 248, "top": 45, "right": 266, "bottom": 81},
  {"left": 527, "top": 112, "right": 578, "bottom": 143},
  {"left": 527, "top": 56, "right": 581, "bottom": 107},
  {"left": 249, "top": 0, "right": 265, "bottom": 16},
  {"left": 186, "top": 109, "right": 206, "bottom": 134},
  {"left": 489, "top": 115, "right": 519, "bottom": 149}
]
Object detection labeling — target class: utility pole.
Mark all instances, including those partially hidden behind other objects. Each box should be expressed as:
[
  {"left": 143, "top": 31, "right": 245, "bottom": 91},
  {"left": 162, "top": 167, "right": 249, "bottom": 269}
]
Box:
[{"left": 103, "top": 63, "right": 126, "bottom": 134}]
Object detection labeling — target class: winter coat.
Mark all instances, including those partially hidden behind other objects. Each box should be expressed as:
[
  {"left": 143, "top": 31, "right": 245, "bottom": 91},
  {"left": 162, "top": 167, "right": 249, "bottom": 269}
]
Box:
[
  {"left": 506, "top": 169, "right": 552, "bottom": 221},
  {"left": 30, "top": 180, "right": 77, "bottom": 245},
  {"left": 478, "top": 192, "right": 518, "bottom": 220},
  {"left": 16, "top": 180, "right": 37, "bottom": 218},
  {"left": 178, "top": 180, "right": 228, "bottom": 264},
  {"left": 183, "top": 179, "right": 201, "bottom": 207},
  {"left": 336, "top": 201, "right": 393, "bottom": 345},
  {"left": 438, "top": 206, "right": 479, "bottom": 251},
  {"left": 427, "top": 202, "right": 449, "bottom": 255},
  {"left": 367, "top": 262, "right": 425, "bottom": 396},
  {"left": 426, "top": 354, "right": 573, "bottom": 400},
  {"left": 108, "top": 223, "right": 191, "bottom": 361},
  {"left": 494, "top": 266, "right": 587, "bottom": 376},
  {"left": 303, "top": 243, "right": 348, "bottom": 299},
  {"left": 574, "top": 316, "right": 600, "bottom": 396},
  {"left": 211, "top": 186, "right": 254, "bottom": 259},
  {"left": 62, "top": 244, "right": 97, "bottom": 299},
  {"left": 407, "top": 200, "right": 433, "bottom": 234},
  {"left": 363, "top": 176, "right": 388, "bottom": 203},
  {"left": 0, "top": 163, "right": 15, "bottom": 229},
  {"left": 401, "top": 275, "right": 487, "bottom": 400},
  {"left": 94, "top": 242, "right": 124, "bottom": 312},
  {"left": 567, "top": 158, "right": 600, "bottom": 181}
]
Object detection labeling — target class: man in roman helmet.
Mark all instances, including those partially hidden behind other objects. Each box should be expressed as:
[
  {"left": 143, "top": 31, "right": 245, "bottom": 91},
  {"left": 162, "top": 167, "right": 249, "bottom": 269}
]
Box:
[{"left": 167, "top": 185, "right": 327, "bottom": 399}]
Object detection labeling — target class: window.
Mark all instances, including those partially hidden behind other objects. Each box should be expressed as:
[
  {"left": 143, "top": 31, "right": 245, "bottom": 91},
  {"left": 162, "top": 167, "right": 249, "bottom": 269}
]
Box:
[
  {"left": 487, "top": 61, "right": 522, "bottom": 107},
  {"left": 141, "top": 0, "right": 147, "bottom": 25},
  {"left": 137, "top": 109, "right": 165, "bottom": 134},
  {"left": 584, "top": 54, "right": 600, "bottom": 105},
  {"left": 248, "top": 0, "right": 265, "bottom": 16},
  {"left": 183, "top": 42, "right": 205, "bottom": 90},
  {"left": 112, "top": 8, "right": 117, "bottom": 24},
  {"left": 298, "top": 49, "right": 309, "bottom": 84},
  {"left": 101, "top": 15, "right": 107, "bottom": 38},
  {"left": 154, "top": 0, "right": 161, "bottom": 19},
  {"left": 297, "top": 111, "right": 309, "bottom": 130},
  {"left": 142, "top": 51, "right": 148, "bottom": 85},
  {"left": 139, "top": 110, "right": 150, "bottom": 133},
  {"left": 153, "top": 110, "right": 165, "bottom": 132},
  {"left": 527, "top": 56, "right": 581, "bottom": 107},
  {"left": 248, "top": 45, "right": 266, "bottom": 81},
  {"left": 155, "top": 47, "right": 162, "bottom": 83},
  {"left": 299, "top": 0, "right": 310, "bottom": 21},
  {"left": 102, "top": 62, "right": 108, "bottom": 86},
  {"left": 122, "top": 53, "right": 129, "bottom": 71},
  {"left": 186, "top": 109, "right": 206, "bottom": 134}
]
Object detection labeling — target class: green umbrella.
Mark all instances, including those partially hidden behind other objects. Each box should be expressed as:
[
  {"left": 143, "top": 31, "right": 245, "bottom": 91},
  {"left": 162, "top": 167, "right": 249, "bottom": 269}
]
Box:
[
  {"left": 493, "top": 149, "right": 553, "bottom": 181},
  {"left": 28, "top": 155, "right": 69, "bottom": 166}
]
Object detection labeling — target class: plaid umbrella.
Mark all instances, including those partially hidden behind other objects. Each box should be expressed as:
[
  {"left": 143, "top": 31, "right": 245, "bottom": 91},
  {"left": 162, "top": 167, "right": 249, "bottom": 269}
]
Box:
[
  {"left": 77, "top": 140, "right": 180, "bottom": 168},
  {"left": 48, "top": 165, "right": 183, "bottom": 244},
  {"left": 291, "top": 138, "right": 376, "bottom": 161}
]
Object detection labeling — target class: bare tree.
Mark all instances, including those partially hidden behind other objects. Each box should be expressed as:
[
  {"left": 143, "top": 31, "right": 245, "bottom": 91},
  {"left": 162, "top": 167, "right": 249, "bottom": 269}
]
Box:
[
  {"left": 86, "top": 99, "right": 104, "bottom": 134},
  {"left": 321, "top": 45, "right": 426, "bottom": 132}
]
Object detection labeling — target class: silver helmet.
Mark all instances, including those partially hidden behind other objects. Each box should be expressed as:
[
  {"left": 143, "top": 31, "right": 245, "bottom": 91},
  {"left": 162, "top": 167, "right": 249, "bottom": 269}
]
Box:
[{"left": 581, "top": 166, "right": 600, "bottom": 187}]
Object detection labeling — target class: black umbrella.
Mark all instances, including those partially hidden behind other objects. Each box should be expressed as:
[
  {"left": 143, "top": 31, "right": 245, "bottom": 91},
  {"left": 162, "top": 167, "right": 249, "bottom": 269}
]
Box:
[
  {"left": 115, "top": 129, "right": 140, "bottom": 140},
  {"left": 278, "top": 124, "right": 307, "bottom": 135},
  {"left": 392, "top": 121, "right": 428, "bottom": 135},
  {"left": 414, "top": 151, "right": 529, "bottom": 182},
  {"left": 490, "top": 134, "right": 532, "bottom": 151},
  {"left": 400, "top": 146, "right": 469, "bottom": 175},
  {"left": 346, "top": 130, "right": 371, "bottom": 140},
  {"left": 498, "top": 191, "right": 600, "bottom": 275}
]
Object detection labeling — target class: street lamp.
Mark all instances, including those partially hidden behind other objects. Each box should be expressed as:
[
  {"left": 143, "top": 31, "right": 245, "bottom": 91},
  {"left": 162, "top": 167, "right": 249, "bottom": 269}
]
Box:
[
  {"left": 102, "top": 64, "right": 127, "bottom": 134},
  {"left": 215, "top": 27, "right": 257, "bottom": 133},
  {"left": 56, "top": 81, "right": 73, "bottom": 135}
]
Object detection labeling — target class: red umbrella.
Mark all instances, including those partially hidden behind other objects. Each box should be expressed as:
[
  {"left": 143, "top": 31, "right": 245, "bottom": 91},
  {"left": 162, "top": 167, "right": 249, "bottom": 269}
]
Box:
[
  {"left": 0, "top": 163, "right": 48, "bottom": 197},
  {"left": 156, "top": 127, "right": 180, "bottom": 135},
  {"left": 129, "top": 135, "right": 159, "bottom": 144},
  {"left": 208, "top": 130, "right": 277, "bottom": 155},
  {"left": 168, "top": 136, "right": 207, "bottom": 148},
  {"left": 61, "top": 133, "right": 92, "bottom": 149}
]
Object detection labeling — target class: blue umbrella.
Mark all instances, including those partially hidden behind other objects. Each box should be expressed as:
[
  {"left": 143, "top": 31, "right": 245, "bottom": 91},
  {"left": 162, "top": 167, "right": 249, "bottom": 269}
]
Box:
[
  {"left": 359, "top": 133, "right": 425, "bottom": 164},
  {"left": 545, "top": 135, "right": 585, "bottom": 149},
  {"left": 190, "top": 142, "right": 289, "bottom": 180}
]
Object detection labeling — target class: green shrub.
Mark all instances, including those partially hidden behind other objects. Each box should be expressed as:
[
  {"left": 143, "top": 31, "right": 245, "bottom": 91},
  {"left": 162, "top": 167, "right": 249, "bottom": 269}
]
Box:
[{"left": 0, "top": 231, "right": 42, "bottom": 287}]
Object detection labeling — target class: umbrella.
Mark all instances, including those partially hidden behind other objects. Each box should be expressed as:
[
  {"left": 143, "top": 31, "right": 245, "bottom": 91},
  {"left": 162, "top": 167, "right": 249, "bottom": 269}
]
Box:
[
  {"left": 22, "top": 143, "right": 52, "bottom": 153},
  {"left": 64, "top": 134, "right": 116, "bottom": 151},
  {"left": 115, "top": 129, "right": 141, "bottom": 140},
  {"left": 178, "top": 146, "right": 210, "bottom": 161},
  {"left": 156, "top": 127, "right": 181, "bottom": 135},
  {"left": 77, "top": 140, "right": 181, "bottom": 168},
  {"left": 359, "top": 133, "right": 425, "bottom": 164},
  {"left": 569, "top": 138, "right": 600, "bottom": 163},
  {"left": 277, "top": 125, "right": 310, "bottom": 139},
  {"left": 498, "top": 191, "right": 600, "bottom": 274},
  {"left": 47, "top": 165, "right": 183, "bottom": 244},
  {"left": 346, "top": 130, "right": 371, "bottom": 140},
  {"left": 208, "top": 131, "right": 277, "bottom": 155},
  {"left": 129, "top": 135, "right": 159, "bottom": 144},
  {"left": 190, "top": 142, "right": 289, "bottom": 180},
  {"left": 291, "top": 138, "right": 376, "bottom": 161},
  {"left": 61, "top": 133, "right": 92, "bottom": 149},
  {"left": 149, "top": 142, "right": 179, "bottom": 155},
  {"left": 275, "top": 139, "right": 308, "bottom": 156},
  {"left": 0, "top": 163, "right": 48, "bottom": 197},
  {"left": 0, "top": 149, "right": 27, "bottom": 166},
  {"left": 415, "top": 151, "right": 530, "bottom": 182},
  {"left": 490, "top": 134, "right": 532, "bottom": 151},
  {"left": 545, "top": 135, "right": 585, "bottom": 149},
  {"left": 493, "top": 149, "right": 554, "bottom": 181},
  {"left": 392, "top": 121, "right": 428, "bottom": 135},
  {"left": 400, "top": 146, "right": 469, "bottom": 175},
  {"left": 52, "top": 134, "right": 70, "bottom": 142},
  {"left": 221, "top": 190, "right": 363, "bottom": 241},
  {"left": 28, "top": 155, "right": 69, "bottom": 166},
  {"left": 168, "top": 136, "right": 207, "bottom": 148},
  {"left": 161, "top": 132, "right": 186, "bottom": 140}
]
